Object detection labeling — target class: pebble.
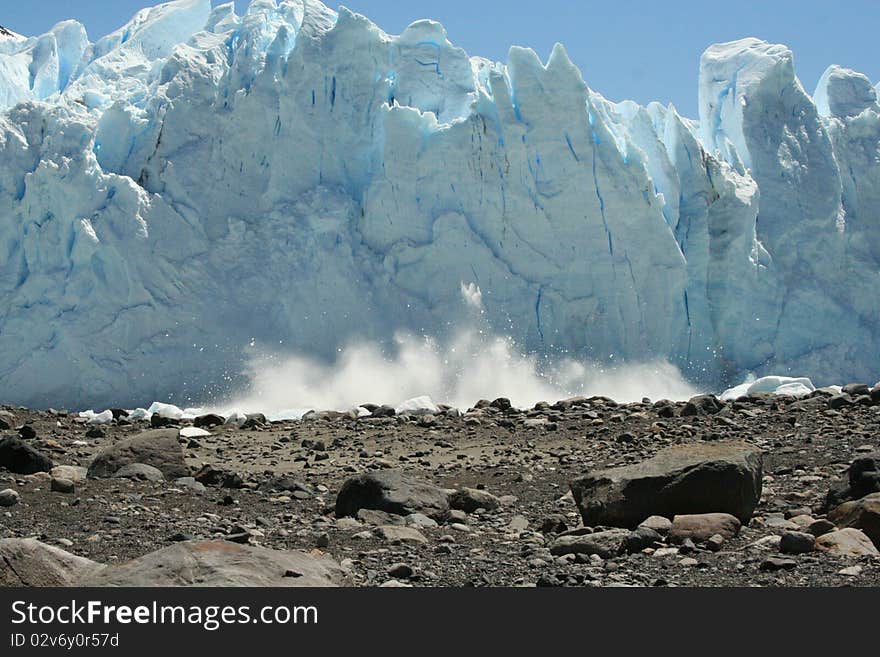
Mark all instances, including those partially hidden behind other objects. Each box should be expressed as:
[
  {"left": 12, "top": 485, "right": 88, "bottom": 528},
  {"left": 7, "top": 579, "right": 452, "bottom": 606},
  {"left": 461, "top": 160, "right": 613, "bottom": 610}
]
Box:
[
  {"left": 779, "top": 531, "right": 815, "bottom": 555},
  {"left": 838, "top": 565, "right": 862, "bottom": 577},
  {"left": 706, "top": 534, "right": 725, "bottom": 552},
  {"left": 50, "top": 477, "right": 75, "bottom": 494},
  {"left": 0, "top": 489, "right": 19, "bottom": 507},
  {"left": 760, "top": 557, "right": 798, "bottom": 572},
  {"left": 387, "top": 563, "right": 414, "bottom": 579}
]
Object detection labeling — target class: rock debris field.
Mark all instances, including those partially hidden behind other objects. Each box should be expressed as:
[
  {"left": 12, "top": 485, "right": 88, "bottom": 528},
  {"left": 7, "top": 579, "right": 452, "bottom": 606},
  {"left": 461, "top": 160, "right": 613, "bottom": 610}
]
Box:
[{"left": 2, "top": 385, "right": 880, "bottom": 587}]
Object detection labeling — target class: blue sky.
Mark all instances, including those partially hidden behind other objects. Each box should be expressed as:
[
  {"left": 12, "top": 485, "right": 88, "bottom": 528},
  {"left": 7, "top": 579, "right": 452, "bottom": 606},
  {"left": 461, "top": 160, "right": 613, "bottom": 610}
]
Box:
[{"left": 3, "top": 0, "right": 878, "bottom": 117}]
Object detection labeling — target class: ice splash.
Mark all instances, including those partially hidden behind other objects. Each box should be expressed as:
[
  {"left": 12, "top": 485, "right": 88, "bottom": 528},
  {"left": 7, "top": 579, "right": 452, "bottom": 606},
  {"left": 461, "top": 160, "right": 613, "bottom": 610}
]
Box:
[
  {"left": 213, "top": 282, "right": 698, "bottom": 417},
  {"left": 216, "top": 329, "right": 699, "bottom": 418}
]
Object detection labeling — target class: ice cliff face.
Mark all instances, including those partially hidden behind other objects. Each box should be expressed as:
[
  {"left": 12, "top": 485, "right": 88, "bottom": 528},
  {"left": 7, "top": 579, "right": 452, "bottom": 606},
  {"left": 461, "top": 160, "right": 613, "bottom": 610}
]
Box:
[{"left": 0, "top": 0, "right": 878, "bottom": 408}]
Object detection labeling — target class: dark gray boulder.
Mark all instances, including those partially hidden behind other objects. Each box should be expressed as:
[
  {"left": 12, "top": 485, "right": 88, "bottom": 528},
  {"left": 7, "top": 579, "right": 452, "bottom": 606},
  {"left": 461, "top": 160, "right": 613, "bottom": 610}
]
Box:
[
  {"left": 824, "top": 452, "right": 880, "bottom": 511},
  {"left": 828, "top": 493, "right": 880, "bottom": 549},
  {"left": 570, "top": 441, "right": 763, "bottom": 529},
  {"left": 87, "top": 429, "right": 187, "bottom": 479},
  {"left": 0, "top": 436, "right": 53, "bottom": 474},
  {"left": 335, "top": 470, "right": 449, "bottom": 521}
]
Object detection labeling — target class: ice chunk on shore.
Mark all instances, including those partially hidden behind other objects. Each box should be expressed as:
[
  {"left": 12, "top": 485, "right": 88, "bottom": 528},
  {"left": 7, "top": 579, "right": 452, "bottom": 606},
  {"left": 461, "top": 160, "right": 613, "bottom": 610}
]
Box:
[
  {"left": 396, "top": 396, "right": 440, "bottom": 416},
  {"left": 721, "top": 376, "right": 816, "bottom": 401}
]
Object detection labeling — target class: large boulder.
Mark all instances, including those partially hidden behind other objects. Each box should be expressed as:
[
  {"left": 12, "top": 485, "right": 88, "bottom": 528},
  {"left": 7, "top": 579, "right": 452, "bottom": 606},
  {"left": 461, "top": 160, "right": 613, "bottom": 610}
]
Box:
[
  {"left": 335, "top": 470, "right": 449, "bottom": 521},
  {"left": 824, "top": 453, "right": 880, "bottom": 511},
  {"left": 828, "top": 493, "right": 880, "bottom": 549},
  {"left": 570, "top": 441, "right": 763, "bottom": 529},
  {"left": 0, "top": 436, "right": 53, "bottom": 474},
  {"left": 0, "top": 539, "right": 103, "bottom": 586},
  {"left": 79, "top": 540, "right": 344, "bottom": 587},
  {"left": 87, "top": 429, "right": 187, "bottom": 479},
  {"left": 814, "top": 528, "right": 879, "bottom": 558}
]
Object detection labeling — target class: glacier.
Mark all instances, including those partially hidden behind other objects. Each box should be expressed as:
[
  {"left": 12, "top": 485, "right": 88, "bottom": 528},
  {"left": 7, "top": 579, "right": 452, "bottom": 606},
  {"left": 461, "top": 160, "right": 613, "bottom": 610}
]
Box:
[{"left": 0, "top": 0, "right": 879, "bottom": 409}]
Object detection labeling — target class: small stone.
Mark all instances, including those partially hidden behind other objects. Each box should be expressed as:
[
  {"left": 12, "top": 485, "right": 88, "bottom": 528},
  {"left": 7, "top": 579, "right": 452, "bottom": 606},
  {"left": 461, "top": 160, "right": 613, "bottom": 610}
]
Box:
[
  {"left": 357, "top": 509, "right": 403, "bottom": 526},
  {"left": 540, "top": 514, "right": 568, "bottom": 535},
  {"left": 336, "top": 517, "right": 362, "bottom": 531},
  {"left": 653, "top": 547, "right": 680, "bottom": 558},
  {"left": 779, "top": 531, "right": 815, "bottom": 555},
  {"left": 549, "top": 529, "right": 628, "bottom": 559},
  {"left": 670, "top": 513, "right": 741, "bottom": 543},
  {"left": 680, "top": 395, "right": 724, "bottom": 416},
  {"left": 50, "top": 478, "right": 75, "bottom": 494},
  {"left": 448, "top": 487, "right": 501, "bottom": 513},
  {"left": 173, "top": 477, "right": 206, "bottom": 494},
  {"left": 225, "top": 532, "right": 252, "bottom": 545},
  {"left": 447, "top": 509, "right": 468, "bottom": 524},
  {"left": 638, "top": 515, "right": 672, "bottom": 535},
  {"left": 112, "top": 463, "right": 165, "bottom": 482},
  {"left": 679, "top": 557, "right": 699, "bottom": 567},
  {"left": 838, "top": 565, "right": 862, "bottom": 577},
  {"left": 376, "top": 525, "right": 428, "bottom": 545},
  {"left": 507, "top": 515, "right": 530, "bottom": 533},
  {"left": 0, "top": 489, "right": 20, "bottom": 507},
  {"left": 827, "top": 394, "right": 854, "bottom": 410},
  {"left": 624, "top": 527, "right": 662, "bottom": 554},
  {"left": 387, "top": 563, "right": 413, "bottom": 579},
  {"left": 194, "top": 464, "right": 243, "bottom": 489},
  {"left": 315, "top": 533, "right": 330, "bottom": 548},
  {"left": 706, "top": 534, "right": 725, "bottom": 552},
  {"left": 760, "top": 557, "right": 797, "bottom": 572},
  {"left": 807, "top": 519, "right": 836, "bottom": 537},
  {"left": 194, "top": 413, "right": 225, "bottom": 428},
  {"left": 50, "top": 466, "right": 87, "bottom": 484}
]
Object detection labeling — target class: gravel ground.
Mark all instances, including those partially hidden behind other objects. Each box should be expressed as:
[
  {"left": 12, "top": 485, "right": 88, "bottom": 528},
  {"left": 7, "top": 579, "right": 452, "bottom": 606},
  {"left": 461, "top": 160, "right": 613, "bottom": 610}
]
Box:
[{"left": 1, "top": 389, "right": 879, "bottom": 587}]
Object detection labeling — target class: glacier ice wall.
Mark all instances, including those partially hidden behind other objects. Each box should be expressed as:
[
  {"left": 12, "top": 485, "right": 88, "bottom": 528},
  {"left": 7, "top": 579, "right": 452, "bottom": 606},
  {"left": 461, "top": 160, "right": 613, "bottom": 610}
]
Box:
[{"left": 0, "top": 0, "right": 879, "bottom": 408}]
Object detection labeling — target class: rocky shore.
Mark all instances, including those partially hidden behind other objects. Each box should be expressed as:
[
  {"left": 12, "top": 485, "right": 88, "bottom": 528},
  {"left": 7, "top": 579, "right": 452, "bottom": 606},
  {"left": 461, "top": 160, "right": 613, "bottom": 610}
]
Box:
[{"left": 2, "top": 385, "right": 880, "bottom": 587}]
